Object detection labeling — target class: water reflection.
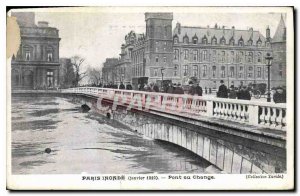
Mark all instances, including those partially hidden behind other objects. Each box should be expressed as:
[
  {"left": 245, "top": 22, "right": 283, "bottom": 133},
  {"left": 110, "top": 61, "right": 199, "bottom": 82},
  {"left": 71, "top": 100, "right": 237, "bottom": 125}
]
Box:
[{"left": 11, "top": 96, "right": 210, "bottom": 174}]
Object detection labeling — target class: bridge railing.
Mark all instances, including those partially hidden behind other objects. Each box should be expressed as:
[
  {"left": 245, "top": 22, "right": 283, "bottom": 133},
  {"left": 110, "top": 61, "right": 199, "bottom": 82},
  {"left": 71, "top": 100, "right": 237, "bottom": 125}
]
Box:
[{"left": 62, "top": 87, "right": 286, "bottom": 131}]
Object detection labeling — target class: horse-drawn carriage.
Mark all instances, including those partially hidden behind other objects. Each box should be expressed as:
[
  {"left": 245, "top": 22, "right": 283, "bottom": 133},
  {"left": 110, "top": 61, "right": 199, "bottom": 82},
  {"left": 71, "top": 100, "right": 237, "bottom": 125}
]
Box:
[{"left": 249, "top": 83, "right": 267, "bottom": 99}]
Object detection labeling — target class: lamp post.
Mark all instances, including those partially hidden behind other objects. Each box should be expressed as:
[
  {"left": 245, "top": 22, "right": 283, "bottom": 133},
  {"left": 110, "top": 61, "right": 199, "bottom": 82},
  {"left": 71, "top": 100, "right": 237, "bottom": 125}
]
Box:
[
  {"left": 161, "top": 67, "right": 165, "bottom": 89},
  {"left": 265, "top": 53, "right": 273, "bottom": 102}
]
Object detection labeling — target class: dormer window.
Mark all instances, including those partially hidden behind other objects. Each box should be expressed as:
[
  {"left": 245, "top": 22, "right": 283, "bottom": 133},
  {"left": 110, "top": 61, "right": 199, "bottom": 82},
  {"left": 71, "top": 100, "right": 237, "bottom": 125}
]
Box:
[
  {"left": 173, "top": 35, "right": 179, "bottom": 44},
  {"left": 202, "top": 36, "right": 208, "bottom": 44},
  {"left": 183, "top": 35, "right": 189, "bottom": 44},
  {"left": 248, "top": 39, "right": 253, "bottom": 46},
  {"left": 192, "top": 34, "right": 198, "bottom": 44},
  {"left": 238, "top": 37, "right": 244, "bottom": 46},
  {"left": 220, "top": 37, "right": 226, "bottom": 45},
  {"left": 212, "top": 36, "right": 217, "bottom": 45},
  {"left": 229, "top": 38, "right": 235, "bottom": 46},
  {"left": 257, "top": 37, "right": 262, "bottom": 47}
]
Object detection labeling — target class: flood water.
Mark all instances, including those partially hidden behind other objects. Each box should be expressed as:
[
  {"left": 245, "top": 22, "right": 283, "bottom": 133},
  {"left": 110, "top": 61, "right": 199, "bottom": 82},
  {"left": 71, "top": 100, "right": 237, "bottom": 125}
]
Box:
[{"left": 11, "top": 96, "right": 211, "bottom": 174}]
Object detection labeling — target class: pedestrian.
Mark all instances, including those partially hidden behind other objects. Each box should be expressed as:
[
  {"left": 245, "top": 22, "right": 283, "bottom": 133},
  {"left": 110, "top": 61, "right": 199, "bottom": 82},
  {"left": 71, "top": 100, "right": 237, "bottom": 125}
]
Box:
[
  {"left": 153, "top": 83, "right": 159, "bottom": 92},
  {"left": 126, "top": 83, "right": 132, "bottom": 90},
  {"left": 119, "top": 82, "right": 125, "bottom": 89},
  {"left": 166, "top": 83, "right": 174, "bottom": 94},
  {"left": 188, "top": 82, "right": 195, "bottom": 95},
  {"left": 273, "top": 87, "right": 286, "bottom": 103},
  {"left": 228, "top": 86, "right": 237, "bottom": 99},
  {"left": 217, "top": 80, "right": 228, "bottom": 98},
  {"left": 237, "top": 86, "right": 251, "bottom": 100},
  {"left": 195, "top": 83, "right": 203, "bottom": 96},
  {"left": 173, "top": 83, "right": 184, "bottom": 94}
]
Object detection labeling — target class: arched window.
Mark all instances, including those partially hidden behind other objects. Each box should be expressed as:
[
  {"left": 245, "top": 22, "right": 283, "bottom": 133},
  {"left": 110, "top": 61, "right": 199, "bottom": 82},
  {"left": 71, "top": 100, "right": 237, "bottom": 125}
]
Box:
[
  {"left": 257, "top": 37, "right": 262, "bottom": 47},
  {"left": 23, "top": 45, "right": 33, "bottom": 61},
  {"left": 238, "top": 51, "right": 244, "bottom": 63}
]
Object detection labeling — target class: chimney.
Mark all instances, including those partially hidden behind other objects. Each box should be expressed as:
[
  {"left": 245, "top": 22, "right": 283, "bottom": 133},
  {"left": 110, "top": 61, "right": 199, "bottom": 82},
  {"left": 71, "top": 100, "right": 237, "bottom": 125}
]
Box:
[
  {"left": 176, "top": 22, "right": 181, "bottom": 34},
  {"left": 231, "top": 26, "right": 235, "bottom": 37},
  {"left": 38, "top": 21, "right": 49, "bottom": 27},
  {"left": 249, "top": 27, "right": 253, "bottom": 39}
]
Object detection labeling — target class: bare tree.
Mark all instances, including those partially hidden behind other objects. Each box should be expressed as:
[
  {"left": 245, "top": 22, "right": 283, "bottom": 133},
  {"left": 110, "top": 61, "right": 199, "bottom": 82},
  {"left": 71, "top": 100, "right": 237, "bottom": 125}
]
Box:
[
  {"left": 87, "top": 66, "right": 102, "bottom": 86},
  {"left": 71, "top": 55, "right": 87, "bottom": 87}
]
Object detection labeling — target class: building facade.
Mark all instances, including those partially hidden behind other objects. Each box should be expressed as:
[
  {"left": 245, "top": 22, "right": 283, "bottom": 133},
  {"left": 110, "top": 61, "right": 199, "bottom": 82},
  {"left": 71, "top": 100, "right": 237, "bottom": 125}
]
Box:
[
  {"left": 11, "top": 12, "right": 61, "bottom": 90},
  {"left": 102, "top": 13, "right": 286, "bottom": 89}
]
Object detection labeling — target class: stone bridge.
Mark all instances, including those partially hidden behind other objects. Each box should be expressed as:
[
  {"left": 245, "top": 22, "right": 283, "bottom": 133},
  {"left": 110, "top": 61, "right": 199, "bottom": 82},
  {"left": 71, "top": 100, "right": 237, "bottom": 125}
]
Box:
[{"left": 12, "top": 88, "right": 287, "bottom": 174}]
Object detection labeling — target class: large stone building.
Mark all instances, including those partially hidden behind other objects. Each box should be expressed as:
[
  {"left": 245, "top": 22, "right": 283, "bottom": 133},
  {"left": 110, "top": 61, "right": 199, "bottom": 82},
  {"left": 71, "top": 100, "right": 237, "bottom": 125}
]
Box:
[
  {"left": 11, "top": 12, "right": 61, "bottom": 90},
  {"left": 102, "top": 12, "right": 286, "bottom": 89}
]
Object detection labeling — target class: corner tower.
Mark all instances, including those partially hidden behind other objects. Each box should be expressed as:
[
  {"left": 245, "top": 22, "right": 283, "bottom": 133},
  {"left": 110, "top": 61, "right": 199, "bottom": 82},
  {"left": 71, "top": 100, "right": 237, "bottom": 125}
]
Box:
[{"left": 144, "top": 13, "right": 173, "bottom": 84}]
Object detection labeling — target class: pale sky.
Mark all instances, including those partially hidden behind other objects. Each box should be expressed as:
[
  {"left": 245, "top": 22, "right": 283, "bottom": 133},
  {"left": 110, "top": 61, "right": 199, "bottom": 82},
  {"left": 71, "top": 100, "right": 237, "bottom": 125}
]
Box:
[{"left": 25, "top": 7, "right": 286, "bottom": 69}]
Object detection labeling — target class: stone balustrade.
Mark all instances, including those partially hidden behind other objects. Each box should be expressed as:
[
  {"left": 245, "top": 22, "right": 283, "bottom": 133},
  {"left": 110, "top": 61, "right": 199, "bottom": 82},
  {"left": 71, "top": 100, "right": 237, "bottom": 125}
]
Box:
[{"left": 62, "top": 87, "right": 286, "bottom": 131}]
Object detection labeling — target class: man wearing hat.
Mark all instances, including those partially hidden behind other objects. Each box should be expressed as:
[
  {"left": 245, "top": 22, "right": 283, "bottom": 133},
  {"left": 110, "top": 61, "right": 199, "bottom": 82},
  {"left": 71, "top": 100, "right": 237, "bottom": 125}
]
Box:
[
  {"left": 217, "top": 80, "right": 228, "bottom": 98},
  {"left": 273, "top": 87, "right": 286, "bottom": 103}
]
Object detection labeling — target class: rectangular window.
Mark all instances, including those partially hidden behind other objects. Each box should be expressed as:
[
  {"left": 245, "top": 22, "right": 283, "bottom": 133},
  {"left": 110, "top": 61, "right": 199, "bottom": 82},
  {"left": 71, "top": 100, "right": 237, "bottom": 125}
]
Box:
[
  {"left": 174, "top": 49, "right": 179, "bottom": 60},
  {"left": 47, "top": 53, "right": 53, "bottom": 62},
  {"left": 193, "top": 50, "right": 198, "bottom": 61},
  {"left": 221, "top": 66, "right": 225, "bottom": 78},
  {"left": 221, "top": 51, "right": 226, "bottom": 63},
  {"left": 163, "top": 56, "right": 167, "bottom": 63},
  {"left": 202, "top": 65, "right": 207, "bottom": 77},
  {"left": 156, "top": 56, "right": 159, "bottom": 63},
  {"left": 154, "top": 68, "right": 158, "bottom": 77},
  {"left": 257, "top": 67, "right": 262, "bottom": 78},
  {"left": 183, "top": 65, "right": 188, "bottom": 76},
  {"left": 174, "top": 65, "right": 178, "bottom": 76},
  {"left": 46, "top": 71, "right": 54, "bottom": 87},
  {"left": 279, "top": 64, "right": 283, "bottom": 78},
  {"left": 193, "top": 65, "right": 198, "bottom": 77},
  {"left": 25, "top": 51, "right": 30, "bottom": 61},
  {"left": 203, "top": 50, "right": 207, "bottom": 61},
  {"left": 212, "top": 66, "right": 216, "bottom": 78},
  {"left": 230, "top": 67, "right": 234, "bottom": 77},
  {"left": 184, "top": 50, "right": 189, "bottom": 60}
]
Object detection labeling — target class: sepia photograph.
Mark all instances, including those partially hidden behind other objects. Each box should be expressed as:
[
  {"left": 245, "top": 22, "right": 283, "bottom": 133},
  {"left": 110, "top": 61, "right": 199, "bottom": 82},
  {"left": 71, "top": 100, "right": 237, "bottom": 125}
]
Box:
[{"left": 6, "top": 6, "right": 294, "bottom": 190}]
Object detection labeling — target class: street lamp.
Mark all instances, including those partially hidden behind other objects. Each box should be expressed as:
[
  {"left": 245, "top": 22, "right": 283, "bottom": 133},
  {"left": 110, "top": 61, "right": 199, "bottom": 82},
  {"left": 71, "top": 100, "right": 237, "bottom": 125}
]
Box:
[
  {"left": 265, "top": 53, "right": 273, "bottom": 102},
  {"left": 161, "top": 67, "right": 165, "bottom": 88}
]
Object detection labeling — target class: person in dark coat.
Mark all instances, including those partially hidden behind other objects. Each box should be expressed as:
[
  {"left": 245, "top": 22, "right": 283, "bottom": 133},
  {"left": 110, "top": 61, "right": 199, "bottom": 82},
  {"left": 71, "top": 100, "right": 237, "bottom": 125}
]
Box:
[
  {"left": 166, "top": 83, "right": 174, "bottom": 94},
  {"left": 173, "top": 83, "right": 184, "bottom": 94},
  {"left": 217, "top": 80, "right": 228, "bottom": 98},
  {"left": 228, "top": 86, "right": 237, "bottom": 99},
  {"left": 153, "top": 84, "right": 159, "bottom": 92},
  {"left": 194, "top": 83, "right": 203, "bottom": 96},
  {"left": 188, "top": 83, "right": 195, "bottom": 95},
  {"left": 119, "top": 82, "right": 125, "bottom": 89},
  {"left": 238, "top": 86, "right": 251, "bottom": 100},
  {"left": 273, "top": 87, "right": 286, "bottom": 103},
  {"left": 126, "top": 84, "right": 132, "bottom": 90}
]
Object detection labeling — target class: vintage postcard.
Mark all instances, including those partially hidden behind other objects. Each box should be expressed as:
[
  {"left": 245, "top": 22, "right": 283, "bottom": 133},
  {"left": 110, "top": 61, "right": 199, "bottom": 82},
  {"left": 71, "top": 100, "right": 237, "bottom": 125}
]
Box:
[{"left": 6, "top": 6, "right": 294, "bottom": 190}]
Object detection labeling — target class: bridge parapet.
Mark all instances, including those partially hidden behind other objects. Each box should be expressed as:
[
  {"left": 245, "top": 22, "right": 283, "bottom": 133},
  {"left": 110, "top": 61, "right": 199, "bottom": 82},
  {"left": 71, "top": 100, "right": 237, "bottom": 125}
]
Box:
[{"left": 62, "top": 87, "right": 286, "bottom": 131}]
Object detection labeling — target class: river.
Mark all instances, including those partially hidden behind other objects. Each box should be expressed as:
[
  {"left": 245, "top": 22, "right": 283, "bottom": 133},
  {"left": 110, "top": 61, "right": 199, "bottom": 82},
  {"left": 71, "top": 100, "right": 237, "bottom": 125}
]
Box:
[{"left": 11, "top": 96, "right": 211, "bottom": 174}]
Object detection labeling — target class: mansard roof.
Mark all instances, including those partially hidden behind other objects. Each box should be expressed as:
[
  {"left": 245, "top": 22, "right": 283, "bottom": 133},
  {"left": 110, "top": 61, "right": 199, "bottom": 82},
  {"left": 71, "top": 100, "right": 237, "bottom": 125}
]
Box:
[{"left": 173, "top": 25, "right": 266, "bottom": 46}]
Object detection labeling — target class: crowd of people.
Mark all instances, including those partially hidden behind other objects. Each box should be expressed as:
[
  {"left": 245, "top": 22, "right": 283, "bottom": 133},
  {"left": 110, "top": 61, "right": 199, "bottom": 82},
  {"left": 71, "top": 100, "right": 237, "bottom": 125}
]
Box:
[
  {"left": 99, "top": 80, "right": 286, "bottom": 103},
  {"left": 216, "top": 80, "right": 286, "bottom": 103}
]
